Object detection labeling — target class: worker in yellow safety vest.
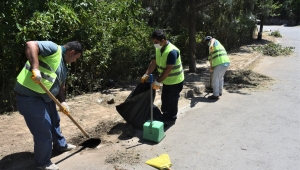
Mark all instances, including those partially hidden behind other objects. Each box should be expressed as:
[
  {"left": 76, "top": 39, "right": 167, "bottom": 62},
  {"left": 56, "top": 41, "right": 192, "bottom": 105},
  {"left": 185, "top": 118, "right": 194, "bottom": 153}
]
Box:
[
  {"left": 202, "top": 36, "right": 230, "bottom": 100},
  {"left": 14, "top": 41, "right": 82, "bottom": 170},
  {"left": 141, "top": 29, "right": 184, "bottom": 127}
]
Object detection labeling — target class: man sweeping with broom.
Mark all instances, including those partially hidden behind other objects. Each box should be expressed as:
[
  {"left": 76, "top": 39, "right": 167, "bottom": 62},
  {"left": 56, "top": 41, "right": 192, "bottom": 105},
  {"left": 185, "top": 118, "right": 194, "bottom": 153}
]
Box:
[{"left": 202, "top": 36, "right": 230, "bottom": 100}]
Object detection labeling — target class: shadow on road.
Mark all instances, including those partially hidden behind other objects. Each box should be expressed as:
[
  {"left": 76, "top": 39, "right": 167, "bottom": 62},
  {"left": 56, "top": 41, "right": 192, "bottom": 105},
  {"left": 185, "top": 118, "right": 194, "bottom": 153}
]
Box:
[
  {"left": 189, "top": 94, "right": 218, "bottom": 108},
  {"left": 0, "top": 152, "right": 35, "bottom": 170}
]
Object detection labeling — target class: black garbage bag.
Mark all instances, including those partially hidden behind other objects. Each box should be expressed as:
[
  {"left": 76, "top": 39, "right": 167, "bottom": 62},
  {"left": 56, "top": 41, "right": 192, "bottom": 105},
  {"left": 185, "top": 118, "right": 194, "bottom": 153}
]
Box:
[{"left": 116, "top": 82, "right": 163, "bottom": 129}]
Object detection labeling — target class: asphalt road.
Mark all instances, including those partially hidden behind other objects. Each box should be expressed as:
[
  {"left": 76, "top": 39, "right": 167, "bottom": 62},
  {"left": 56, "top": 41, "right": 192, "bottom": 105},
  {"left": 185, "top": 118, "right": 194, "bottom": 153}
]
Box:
[{"left": 55, "top": 26, "right": 300, "bottom": 170}]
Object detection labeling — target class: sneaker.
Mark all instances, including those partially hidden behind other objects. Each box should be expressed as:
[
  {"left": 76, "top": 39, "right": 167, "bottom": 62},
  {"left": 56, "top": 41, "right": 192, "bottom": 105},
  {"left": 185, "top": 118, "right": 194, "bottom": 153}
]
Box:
[
  {"left": 207, "top": 95, "right": 219, "bottom": 100},
  {"left": 55, "top": 144, "right": 76, "bottom": 153},
  {"left": 37, "top": 163, "right": 59, "bottom": 170}
]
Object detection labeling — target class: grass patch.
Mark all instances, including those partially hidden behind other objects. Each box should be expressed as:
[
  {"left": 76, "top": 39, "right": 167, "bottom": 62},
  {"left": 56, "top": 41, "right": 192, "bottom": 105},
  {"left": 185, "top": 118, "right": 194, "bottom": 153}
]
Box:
[{"left": 269, "top": 30, "right": 282, "bottom": 37}]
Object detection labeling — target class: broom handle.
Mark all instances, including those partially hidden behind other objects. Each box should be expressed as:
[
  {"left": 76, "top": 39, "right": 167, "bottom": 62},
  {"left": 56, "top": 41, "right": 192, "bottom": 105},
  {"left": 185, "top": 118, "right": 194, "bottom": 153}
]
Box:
[
  {"left": 150, "top": 74, "right": 153, "bottom": 124},
  {"left": 38, "top": 82, "right": 90, "bottom": 138}
]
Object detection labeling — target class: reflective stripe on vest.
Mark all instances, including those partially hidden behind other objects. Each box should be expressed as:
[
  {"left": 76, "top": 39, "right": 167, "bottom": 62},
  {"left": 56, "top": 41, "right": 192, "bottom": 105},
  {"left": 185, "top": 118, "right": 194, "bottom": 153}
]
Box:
[
  {"left": 17, "top": 46, "right": 62, "bottom": 93},
  {"left": 156, "top": 43, "right": 184, "bottom": 85},
  {"left": 208, "top": 42, "right": 230, "bottom": 67}
]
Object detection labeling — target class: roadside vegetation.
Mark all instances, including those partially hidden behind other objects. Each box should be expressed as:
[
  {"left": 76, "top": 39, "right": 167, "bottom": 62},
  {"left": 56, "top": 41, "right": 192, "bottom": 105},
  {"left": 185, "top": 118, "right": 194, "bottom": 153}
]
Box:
[
  {"left": 254, "top": 30, "right": 294, "bottom": 56},
  {"left": 254, "top": 42, "right": 295, "bottom": 56},
  {"left": 269, "top": 30, "right": 283, "bottom": 37}
]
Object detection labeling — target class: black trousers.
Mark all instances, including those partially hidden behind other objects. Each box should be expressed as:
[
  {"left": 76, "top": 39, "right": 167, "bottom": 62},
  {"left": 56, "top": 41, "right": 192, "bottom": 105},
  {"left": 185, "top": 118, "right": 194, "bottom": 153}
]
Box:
[{"left": 161, "top": 81, "right": 183, "bottom": 121}]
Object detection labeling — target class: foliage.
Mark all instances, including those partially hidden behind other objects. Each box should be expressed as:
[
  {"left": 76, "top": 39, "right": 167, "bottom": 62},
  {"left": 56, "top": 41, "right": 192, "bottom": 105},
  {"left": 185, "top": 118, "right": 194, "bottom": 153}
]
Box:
[
  {"left": 142, "top": 0, "right": 259, "bottom": 62},
  {"left": 0, "top": 0, "right": 152, "bottom": 113},
  {"left": 0, "top": 0, "right": 50, "bottom": 113},
  {"left": 200, "top": 0, "right": 257, "bottom": 52},
  {"left": 278, "top": 0, "right": 300, "bottom": 24},
  {"left": 66, "top": 0, "right": 152, "bottom": 95},
  {"left": 269, "top": 30, "right": 282, "bottom": 37},
  {"left": 254, "top": 42, "right": 294, "bottom": 56},
  {"left": 0, "top": 0, "right": 291, "bottom": 113},
  {"left": 256, "top": 0, "right": 283, "bottom": 17}
]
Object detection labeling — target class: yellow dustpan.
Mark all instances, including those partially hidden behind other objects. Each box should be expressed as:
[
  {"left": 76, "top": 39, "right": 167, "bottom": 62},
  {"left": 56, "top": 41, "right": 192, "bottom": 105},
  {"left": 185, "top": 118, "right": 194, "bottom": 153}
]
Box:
[{"left": 145, "top": 153, "right": 172, "bottom": 170}]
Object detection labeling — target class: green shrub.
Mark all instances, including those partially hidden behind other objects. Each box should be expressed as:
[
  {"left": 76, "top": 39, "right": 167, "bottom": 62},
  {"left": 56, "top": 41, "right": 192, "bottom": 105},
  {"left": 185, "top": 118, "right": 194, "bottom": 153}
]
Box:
[{"left": 269, "top": 30, "right": 282, "bottom": 37}]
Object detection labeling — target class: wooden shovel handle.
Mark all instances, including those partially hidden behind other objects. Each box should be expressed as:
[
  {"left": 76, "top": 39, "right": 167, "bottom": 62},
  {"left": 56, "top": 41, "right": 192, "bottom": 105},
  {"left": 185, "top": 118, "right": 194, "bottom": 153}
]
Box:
[{"left": 38, "top": 82, "right": 90, "bottom": 138}]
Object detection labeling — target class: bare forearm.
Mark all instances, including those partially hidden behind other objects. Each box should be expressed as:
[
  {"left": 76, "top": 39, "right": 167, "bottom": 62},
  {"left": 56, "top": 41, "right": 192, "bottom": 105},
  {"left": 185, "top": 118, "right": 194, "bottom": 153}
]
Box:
[
  {"left": 157, "top": 65, "right": 172, "bottom": 82},
  {"left": 25, "top": 41, "right": 40, "bottom": 69},
  {"left": 209, "top": 38, "right": 215, "bottom": 49},
  {"left": 56, "top": 84, "right": 66, "bottom": 103},
  {"left": 145, "top": 60, "right": 157, "bottom": 75}
]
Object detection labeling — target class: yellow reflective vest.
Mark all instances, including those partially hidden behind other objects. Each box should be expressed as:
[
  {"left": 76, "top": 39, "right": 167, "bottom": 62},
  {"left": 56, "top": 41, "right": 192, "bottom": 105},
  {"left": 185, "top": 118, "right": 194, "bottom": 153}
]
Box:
[
  {"left": 17, "top": 46, "right": 62, "bottom": 93},
  {"left": 156, "top": 43, "right": 184, "bottom": 85},
  {"left": 208, "top": 41, "right": 230, "bottom": 67}
]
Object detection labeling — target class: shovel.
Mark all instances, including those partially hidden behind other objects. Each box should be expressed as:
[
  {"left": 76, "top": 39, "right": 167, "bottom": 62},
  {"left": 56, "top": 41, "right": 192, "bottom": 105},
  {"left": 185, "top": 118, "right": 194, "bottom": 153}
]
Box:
[{"left": 38, "top": 82, "right": 100, "bottom": 147}]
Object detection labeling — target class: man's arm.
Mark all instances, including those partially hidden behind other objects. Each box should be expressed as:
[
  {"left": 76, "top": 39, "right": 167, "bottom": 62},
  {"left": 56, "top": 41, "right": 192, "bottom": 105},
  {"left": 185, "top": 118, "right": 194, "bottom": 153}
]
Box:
[
  {"left": 208, "top": 38, "right": 215, "bottom": 70},
  {"left": 157, "top": 65, "right": 173, "bottom": 82},
  {"left": 25, "top": 41, "right": 40, "bottom": 69},
  {"left": 209, "top": 38, "right": 216, "bottom": 51},
  {"left": 145, "top": 59, "right": 157, "bottom": 75},
  {"left": 56, "top": 84, "right": 66, "bottom": 103}
]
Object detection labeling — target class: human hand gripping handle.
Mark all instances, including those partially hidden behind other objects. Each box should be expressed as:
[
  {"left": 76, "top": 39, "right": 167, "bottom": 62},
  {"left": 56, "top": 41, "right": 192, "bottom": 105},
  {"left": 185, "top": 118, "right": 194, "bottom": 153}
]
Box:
[
  {"left": 60, "top": 102, "right": 70, "bottom": 115},
  {"left": 31, "top": 68, "right": 42, "bottom": 83},
  {"left": 152, "top": 80, "right": 161, "bottom": 90},
  {"left": 38, "top": 82, "right": 90, "bottom": 138},
  {"left": 209, "top": 45, "right": 214, "bottom": 52},
  {"left": 140, "top": 74, "right": 149, "bottom": 83}
]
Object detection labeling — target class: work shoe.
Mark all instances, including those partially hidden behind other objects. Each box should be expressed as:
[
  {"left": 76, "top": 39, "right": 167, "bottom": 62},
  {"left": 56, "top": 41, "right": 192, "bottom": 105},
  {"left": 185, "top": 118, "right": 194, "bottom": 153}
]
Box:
[
  {"left": 55, "top": 144, "right": 76, "bottom": 153},
  {"left": 37, "top": 162, "right": 59, "bottom": 170},
  {"left": 207, "top": 95, "right": 219, "bottom": 100}
]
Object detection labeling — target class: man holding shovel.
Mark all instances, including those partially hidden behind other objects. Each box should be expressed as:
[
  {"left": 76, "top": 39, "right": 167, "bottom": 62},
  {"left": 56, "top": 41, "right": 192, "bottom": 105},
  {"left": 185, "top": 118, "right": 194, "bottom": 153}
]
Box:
[
  {"left": 141, "top": 29, "right": 184, "bottom": 127},
  {"left": 14, "top": 40, "right": 82, "bottom": 170},
  {"left": 202, "top": 36, "right": 230, "bottom": 100}
]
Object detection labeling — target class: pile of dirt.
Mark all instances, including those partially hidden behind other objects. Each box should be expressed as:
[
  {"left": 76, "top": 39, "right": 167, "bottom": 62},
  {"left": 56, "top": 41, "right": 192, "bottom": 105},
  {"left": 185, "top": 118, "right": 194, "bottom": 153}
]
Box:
[
  {"left": 224, "top": 69, "right": 273, "bottom": 91},
  {"left": 69, "top": 120, "right": 135, "bottom": 147}
]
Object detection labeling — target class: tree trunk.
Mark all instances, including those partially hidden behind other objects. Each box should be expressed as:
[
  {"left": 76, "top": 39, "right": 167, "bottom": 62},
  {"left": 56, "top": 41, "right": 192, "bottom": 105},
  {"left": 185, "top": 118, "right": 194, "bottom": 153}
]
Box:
[
  {"left": 258, "top": 15, "right": 264, "bottom": 40},
  {"left": 188, "top": 0, "right": 196, "bottom": 72}
]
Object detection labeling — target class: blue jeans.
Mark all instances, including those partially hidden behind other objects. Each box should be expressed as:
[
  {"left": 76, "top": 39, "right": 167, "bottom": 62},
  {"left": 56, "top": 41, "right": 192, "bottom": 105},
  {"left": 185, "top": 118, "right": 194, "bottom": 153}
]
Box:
[{"left": 16, "top": 94, "right": 67, "bottom": 167}]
